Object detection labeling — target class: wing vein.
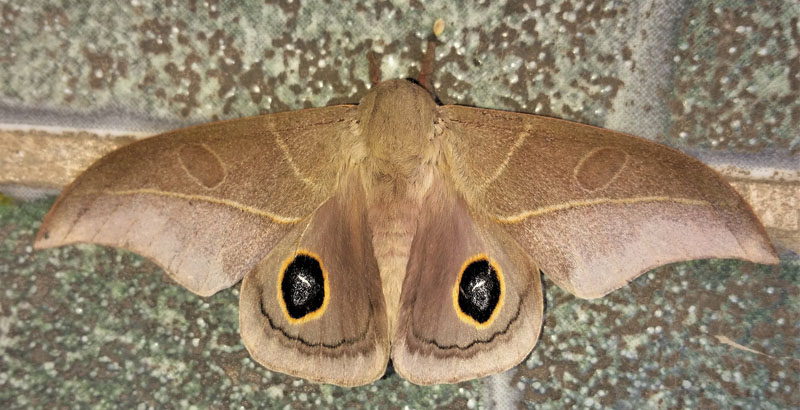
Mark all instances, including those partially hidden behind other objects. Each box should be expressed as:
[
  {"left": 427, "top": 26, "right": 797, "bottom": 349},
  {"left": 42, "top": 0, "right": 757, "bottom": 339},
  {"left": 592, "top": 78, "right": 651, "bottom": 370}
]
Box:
[
  {"left": 494, "top": 196, "right": 711, "bottom": 223},
  {"left": 275, "top": 134, "right": 319, "bottom": 189},
  {"left": 88, "top": 189, "right": 301, "bottom": 224},
  {"left": 478, "top": 130, "right": 528, "bottom": 190}
]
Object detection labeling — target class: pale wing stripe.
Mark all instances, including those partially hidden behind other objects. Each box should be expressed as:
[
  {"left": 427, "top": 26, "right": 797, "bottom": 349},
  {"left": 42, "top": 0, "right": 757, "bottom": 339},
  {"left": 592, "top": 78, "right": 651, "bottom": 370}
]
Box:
[
  {"left": 493, "top": 196, "right": 711, "bottom": 224},
  {"left": 478, "top": 131, "right": 528, "bottom": 190},
  {"left": 93, "top": 188, "right": 301, "bottom": 224},
  {"left": 275, "top": 134, "right": 317, "bottom": 188}
]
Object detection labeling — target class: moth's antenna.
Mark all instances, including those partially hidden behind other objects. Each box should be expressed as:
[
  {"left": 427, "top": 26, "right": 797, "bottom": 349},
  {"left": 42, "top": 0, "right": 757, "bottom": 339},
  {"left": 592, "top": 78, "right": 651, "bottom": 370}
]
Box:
[
  {"left": 418, "top": 18, "right": 445, "bottom": 102},
  {"left": 367, "top": 51, "right": 382, "bottom": 87}
]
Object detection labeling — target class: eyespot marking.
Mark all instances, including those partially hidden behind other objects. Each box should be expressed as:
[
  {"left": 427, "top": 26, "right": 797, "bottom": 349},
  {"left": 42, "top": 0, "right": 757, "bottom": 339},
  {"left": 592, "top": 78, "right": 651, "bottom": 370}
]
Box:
[
  {"left": 277, "top": 250, "right": 329, "bottom": 324},
  {"left": 178, "top": 143, "right": 226, "bottom": 189},
  {"left": 574, "top": 147, "right": 628, "bottom": 192},
  {"left": 452, "top": 254, "right": 505, "bottom": 329}
]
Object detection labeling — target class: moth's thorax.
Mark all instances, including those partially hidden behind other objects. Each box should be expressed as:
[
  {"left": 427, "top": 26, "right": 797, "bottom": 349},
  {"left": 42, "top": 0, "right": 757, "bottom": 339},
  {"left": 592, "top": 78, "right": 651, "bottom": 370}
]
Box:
[{"left": 358, "top": 80, "right": 440, "bottom": 180}]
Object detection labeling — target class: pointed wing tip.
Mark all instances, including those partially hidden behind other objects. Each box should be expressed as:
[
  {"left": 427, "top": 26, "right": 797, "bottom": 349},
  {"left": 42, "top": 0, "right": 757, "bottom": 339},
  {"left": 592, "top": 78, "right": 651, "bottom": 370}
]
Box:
[
  {"left": 32, "top": 226, "right": 232, "bottom": 298},
  {"left": 33, "top": 218, "right": 57, "bottom": 249},
  {"left": 555, "top": 247, "right": 783, "bottom": 301},
  {"left": 755, "top": 250, "right": 781, "bottom": 265},
  {"left": 32, "top": 235, "right": 51, "bottom": 251},
  {"left": 750, "top": 241, "right": 780, "bottom": 265},
  {"left": 33, "top": 232, "right": 64, "bottom": 252},
  {"left": 736, "top": 225, "right": 781, "bottom": 265}
]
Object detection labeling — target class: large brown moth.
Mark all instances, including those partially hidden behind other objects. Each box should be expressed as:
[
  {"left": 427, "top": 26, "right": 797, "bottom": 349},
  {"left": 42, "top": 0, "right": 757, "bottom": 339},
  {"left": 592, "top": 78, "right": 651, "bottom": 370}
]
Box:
[{"left": 34, "top": 32, "right": 779, "bottom": 386}]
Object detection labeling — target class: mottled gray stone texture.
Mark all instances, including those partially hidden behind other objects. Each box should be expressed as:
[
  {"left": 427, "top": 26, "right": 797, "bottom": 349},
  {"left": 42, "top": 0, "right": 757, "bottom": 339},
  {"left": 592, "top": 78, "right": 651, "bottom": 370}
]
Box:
[
  {"left": 1, "top": 0, "right": 798, "bottom": 408},
  {"left": 2, "top": 0, "right": 797, "bottom": 150}
]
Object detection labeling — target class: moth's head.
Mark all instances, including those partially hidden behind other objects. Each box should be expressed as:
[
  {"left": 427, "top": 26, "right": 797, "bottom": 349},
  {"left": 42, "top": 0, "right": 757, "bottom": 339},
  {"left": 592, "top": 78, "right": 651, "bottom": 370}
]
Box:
[{"left": 358, "top": 79, "right": 439, "bottom": 163}]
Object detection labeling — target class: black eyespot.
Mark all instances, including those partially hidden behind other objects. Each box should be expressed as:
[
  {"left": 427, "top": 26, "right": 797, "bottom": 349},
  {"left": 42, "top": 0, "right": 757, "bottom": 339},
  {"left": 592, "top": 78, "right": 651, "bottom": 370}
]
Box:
[
  {"left": 280, "top": 253, "right": 326, "bottom": 320},
  {"left": 457, "top": 257, "right": 502, "bottom": 325}
]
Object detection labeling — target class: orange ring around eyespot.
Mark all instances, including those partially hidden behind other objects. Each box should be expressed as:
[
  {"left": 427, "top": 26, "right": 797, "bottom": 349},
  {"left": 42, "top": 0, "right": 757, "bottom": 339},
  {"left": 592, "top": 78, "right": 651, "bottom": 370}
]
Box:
[
  {"left": 276, "top": 249, "right": 330, "bottom": 324},
  {"left": 451, "top": 253, "right": 505, "bottom": 329}
]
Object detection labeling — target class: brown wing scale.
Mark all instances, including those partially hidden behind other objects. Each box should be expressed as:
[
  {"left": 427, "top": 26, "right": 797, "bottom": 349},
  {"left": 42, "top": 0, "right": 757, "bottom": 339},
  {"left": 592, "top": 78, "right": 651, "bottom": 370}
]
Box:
[
  {"left": 35, "top": 106, "right": 356, "bottom": 296},
  {"left": 391, "top": 176, "right": 543, "bottom": 384},
  {"left": 239, "top": 172, "right": 389, "bottom": 386},
  {"left": 441, "top": 106, "right": 778, "bottom": 299}
]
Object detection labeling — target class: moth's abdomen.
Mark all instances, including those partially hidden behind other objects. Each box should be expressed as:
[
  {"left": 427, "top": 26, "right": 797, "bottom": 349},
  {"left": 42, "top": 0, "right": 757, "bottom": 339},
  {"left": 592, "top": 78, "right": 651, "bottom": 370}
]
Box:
[{"left": 367, "top": 199, "right": 421, "bottom": 339}]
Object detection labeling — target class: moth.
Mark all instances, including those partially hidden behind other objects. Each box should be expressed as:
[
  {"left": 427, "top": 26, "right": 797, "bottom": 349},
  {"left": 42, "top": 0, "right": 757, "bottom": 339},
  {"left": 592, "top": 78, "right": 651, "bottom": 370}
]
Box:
[{"left": 35, "top": 74, "right": 778, "bottom": 387}]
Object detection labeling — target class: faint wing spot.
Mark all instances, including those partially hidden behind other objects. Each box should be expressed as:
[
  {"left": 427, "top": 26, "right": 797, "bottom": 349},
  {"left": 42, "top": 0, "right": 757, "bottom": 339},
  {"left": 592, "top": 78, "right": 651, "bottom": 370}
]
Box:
[
  {"left": 573, "top": 147, "right": 628, "bottom": 192},
  {"left": 178, "top": 143, "right": 226, "bottom": 189}
]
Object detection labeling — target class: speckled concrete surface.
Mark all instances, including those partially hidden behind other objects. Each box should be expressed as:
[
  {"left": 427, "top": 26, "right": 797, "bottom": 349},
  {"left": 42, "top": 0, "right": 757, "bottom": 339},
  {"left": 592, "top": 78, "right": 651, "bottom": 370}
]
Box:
[
  {"left": 1, "top": 0, "right": 799, "bottom": 408},
  {"left": 2, "top": 0, "right": 798, "bottom": 150}
]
